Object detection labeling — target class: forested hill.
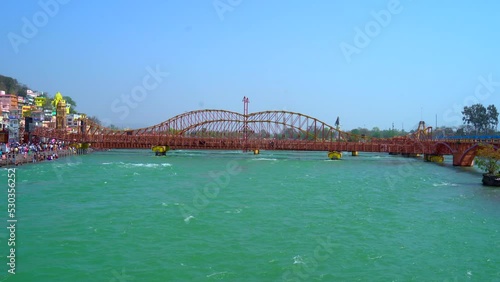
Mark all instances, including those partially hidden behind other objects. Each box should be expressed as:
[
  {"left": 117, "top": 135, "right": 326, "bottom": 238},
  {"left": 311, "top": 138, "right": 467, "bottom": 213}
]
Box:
[{"left": 0, "top": 74, "right": 29, "bottom": 97}]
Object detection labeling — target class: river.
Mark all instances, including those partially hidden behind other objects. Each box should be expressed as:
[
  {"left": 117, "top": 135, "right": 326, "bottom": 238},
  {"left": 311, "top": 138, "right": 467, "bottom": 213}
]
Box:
[{"left": 1, "top": 149, "right": 499, "bottom": 281}]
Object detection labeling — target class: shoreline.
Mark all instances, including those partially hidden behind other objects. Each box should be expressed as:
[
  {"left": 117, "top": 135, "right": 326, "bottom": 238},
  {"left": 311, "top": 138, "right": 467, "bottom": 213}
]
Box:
[{"left": 0, "top": 149, "right": 88, "bottom": 167}]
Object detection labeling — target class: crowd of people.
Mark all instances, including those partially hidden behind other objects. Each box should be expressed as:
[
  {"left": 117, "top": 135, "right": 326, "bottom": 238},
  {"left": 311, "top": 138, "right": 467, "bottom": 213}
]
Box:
[{"left": 0, "top": 139, "right": 75, "bottom": 166}]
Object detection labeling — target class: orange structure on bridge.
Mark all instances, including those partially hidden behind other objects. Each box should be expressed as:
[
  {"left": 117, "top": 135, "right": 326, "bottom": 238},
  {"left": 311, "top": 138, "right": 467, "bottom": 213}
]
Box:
[{"left": 32, "top": 108, "right": 498, "bottom": 167}]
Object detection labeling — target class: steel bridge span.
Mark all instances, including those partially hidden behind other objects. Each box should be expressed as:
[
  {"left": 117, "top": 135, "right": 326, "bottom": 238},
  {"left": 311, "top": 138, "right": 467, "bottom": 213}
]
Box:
[{"left": 32, "top": 109, "right": 500, "bottom": 167}]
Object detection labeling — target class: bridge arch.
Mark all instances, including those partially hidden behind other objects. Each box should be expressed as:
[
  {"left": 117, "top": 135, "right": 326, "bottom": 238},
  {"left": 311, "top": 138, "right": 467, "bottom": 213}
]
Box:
[
  {"left": 33, "top": 109, "right": 353, "bottom": 142},
  {"left": 454, "top": 143, "right": 500, "bottom": 166},
  {"left": 125, "top": 109, "right": 348, "bottom": 141},
  {"left": 454, "top": 144, "right": 480, "bottom": 166},
  {"left": 131, "top": 109, "right": 244, "bottom": 135},
  {"left": 434, "top": 142, "right": 454, "bottom": 155}
]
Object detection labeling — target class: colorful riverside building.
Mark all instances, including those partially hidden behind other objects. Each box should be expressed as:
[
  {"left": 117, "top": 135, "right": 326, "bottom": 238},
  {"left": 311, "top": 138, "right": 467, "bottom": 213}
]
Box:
[
  {"left": 0, "top": 91, "right": 20, "bottom": 142},
  {"left": 0, "top": 89, "right": 82, "bottom": 142},
  {"left": 0, "top": 91, "right": 18, "bottom": 112}
]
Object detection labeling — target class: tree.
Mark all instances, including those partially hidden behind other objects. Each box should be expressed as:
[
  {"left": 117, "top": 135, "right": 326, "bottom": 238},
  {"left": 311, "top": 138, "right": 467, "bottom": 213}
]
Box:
[
  {"left": 475, "top": 144, "right": 500, "bottom": 175},
  {"left": 42, "top": 97, "right": 53, "bottom": 110},
  {"left": 281, "top": 127, "right": 298, "bottom": 139},
  {"left": 87, "top": 115, "right": 101, "bottom": 126},
  {"left": 487, "top": 104, "right": 498, "bottom": 132},
  {"left": 433, "top": 126, "right": 455, "bottom": 138},
  {"left": 0, "top": 75, "right": 30, "bottom": 97},
  {"left": 462, "top": 104, "right": 488, "bottom": 134},
  {"left": 108, "top": 124, "right": 120, "bottom": 130},
  {"left": 63, "top": 96, "right": 78, "bottom": 113},
  {"left": 0, "top": 75, "right": 19, "bottom": 94},
  {"left": 462, "top": 104, "right": 498, "bottom": 134},
  {"left": 16, "top": 85, "right": 29, "bottom": 97}
]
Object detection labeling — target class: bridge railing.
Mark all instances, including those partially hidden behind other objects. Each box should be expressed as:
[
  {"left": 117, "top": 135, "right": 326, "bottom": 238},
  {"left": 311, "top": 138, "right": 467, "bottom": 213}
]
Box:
[{"left": 434, "top": 135, "right": 500, "bottom": 143}]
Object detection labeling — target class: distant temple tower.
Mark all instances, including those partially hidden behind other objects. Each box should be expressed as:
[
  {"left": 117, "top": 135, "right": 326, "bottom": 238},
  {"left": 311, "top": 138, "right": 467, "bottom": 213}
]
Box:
[{"left": 54, "top": 92, "right": 67, "bottom": 129}]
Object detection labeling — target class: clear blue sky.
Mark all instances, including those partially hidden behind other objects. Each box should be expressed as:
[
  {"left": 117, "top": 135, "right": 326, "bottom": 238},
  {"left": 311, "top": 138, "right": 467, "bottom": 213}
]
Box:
[{"left": 1, "top": 0, "right": 499, "bottom": 131}]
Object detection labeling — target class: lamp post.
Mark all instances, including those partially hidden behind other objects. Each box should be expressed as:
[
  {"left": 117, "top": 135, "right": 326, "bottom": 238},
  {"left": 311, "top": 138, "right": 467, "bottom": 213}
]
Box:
[{"left": 242, "top": 96, "right": 249, "bottom": 152}]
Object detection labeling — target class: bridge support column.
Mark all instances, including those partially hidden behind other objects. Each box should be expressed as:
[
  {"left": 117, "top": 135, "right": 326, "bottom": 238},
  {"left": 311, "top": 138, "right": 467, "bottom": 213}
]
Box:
[
  {"left": 351, "top": 151, "right": 358, "bottom": 156},
  {"left": 328, "top": 151, "right": 342, "bottom": 160},
  {"left": 152, "top": 145, "right": 169, "bottom": 156},
  {"left": 424, "top": 154, "right": 444, "bottom": 163},
  {"left": 453, "top": 151, "right": 474, "bottom": 167}
]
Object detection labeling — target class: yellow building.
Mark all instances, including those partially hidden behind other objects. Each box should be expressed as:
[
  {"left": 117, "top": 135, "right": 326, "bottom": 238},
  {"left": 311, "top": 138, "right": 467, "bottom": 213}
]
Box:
[{"left": 35, "top": 97, "right": 46, "bottom": 107}]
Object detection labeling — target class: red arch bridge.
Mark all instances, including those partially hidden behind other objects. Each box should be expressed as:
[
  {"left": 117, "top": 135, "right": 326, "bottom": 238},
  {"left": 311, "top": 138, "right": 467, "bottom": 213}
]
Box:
[{"left": 32, "top": 109, "right": 499, "bottom": 166}]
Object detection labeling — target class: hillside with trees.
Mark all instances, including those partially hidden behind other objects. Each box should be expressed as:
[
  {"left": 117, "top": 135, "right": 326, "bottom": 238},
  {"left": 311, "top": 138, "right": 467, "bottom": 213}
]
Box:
[
  {"left": 0, "top": 74, "right": 79, "bottom": 114},
  {"left": 0, "top": 74, "right": 30, "bottom": 97}
]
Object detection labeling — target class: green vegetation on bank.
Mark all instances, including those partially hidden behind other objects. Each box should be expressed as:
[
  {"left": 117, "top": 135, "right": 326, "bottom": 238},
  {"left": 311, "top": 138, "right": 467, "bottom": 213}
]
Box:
[{"left": 475, "top": 144, "right": 500, "bottom": 175}]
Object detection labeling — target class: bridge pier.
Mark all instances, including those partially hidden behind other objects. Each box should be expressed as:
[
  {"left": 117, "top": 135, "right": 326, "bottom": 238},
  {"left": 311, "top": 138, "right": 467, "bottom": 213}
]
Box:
[
  {"left": 328, "top": 151, "right": 342, "bottom": 160},
  {"left": 152, "top": 145, "right": 169, "bottom": 156},
  {"left": 424, "top": 154, "right": 444, "bottom": 163},
  {"left": 452, "top": 151, "right": 474, "bottom": 166}
]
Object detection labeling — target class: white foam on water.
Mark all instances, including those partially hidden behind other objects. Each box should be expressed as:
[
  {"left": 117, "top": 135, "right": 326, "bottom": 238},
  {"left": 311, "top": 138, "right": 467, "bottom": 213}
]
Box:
[
  {"left": 251, "top": 158, "right": 278, "bottom": 161},
  {"left": 128, "top": 163, "right": 155, "bottom": 168},
  {"left": 184, "top": 215, "right": 195, "bottom": 223},
  {"left": 206, "top": 271, "right": 228, "bottom": 278},
  {"left": 102, "top": 161, "right": 126, "bottom": 165},
  {"left": 224, "top": 209, "right": 242, "bottom": 214},
  {"left": 432, "top": 182, "right": 458, "bottom": 187},
  {"left": 293, "top": 255, "right": 304, "bottom": 264},
  {"left": 122, "top": 163, "right": 173, "bottom": 168}
]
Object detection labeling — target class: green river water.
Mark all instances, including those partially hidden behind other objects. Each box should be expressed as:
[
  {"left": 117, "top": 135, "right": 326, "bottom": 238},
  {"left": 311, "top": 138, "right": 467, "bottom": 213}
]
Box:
[{"left": 0, "top": 149, "right": 499, "bottom": 281}]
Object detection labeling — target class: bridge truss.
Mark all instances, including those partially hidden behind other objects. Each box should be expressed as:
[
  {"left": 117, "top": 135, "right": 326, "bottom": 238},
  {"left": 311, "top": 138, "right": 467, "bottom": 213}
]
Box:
[
  {"left": 32, "top": 108, "right": 491, "bottom": 166},
  {"left": 34, "top": 109, "right": 359, "bottom": 146}
]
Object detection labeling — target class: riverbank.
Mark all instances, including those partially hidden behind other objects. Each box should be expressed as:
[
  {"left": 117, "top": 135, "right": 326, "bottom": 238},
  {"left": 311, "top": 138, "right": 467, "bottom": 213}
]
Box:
[{"left": 0, "top": 149, "right": 84, "bottom": 167}]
